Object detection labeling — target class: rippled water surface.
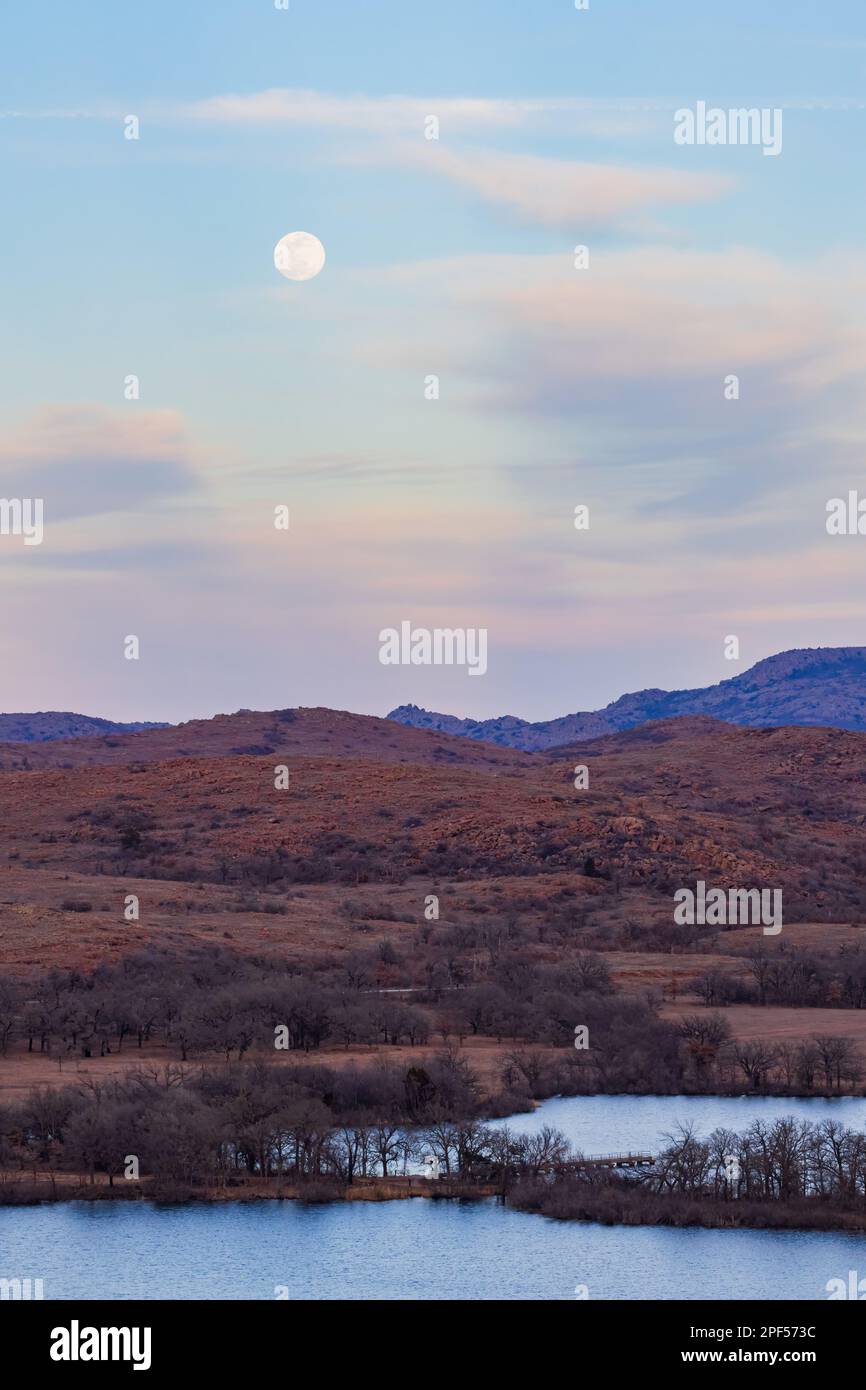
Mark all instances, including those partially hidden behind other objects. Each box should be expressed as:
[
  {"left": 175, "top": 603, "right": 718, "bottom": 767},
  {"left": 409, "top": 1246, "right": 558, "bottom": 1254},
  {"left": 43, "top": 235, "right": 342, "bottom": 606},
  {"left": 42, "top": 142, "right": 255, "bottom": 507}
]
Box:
[{"left": 3, "top": 1093, "right": 864, "bottom": 1300}]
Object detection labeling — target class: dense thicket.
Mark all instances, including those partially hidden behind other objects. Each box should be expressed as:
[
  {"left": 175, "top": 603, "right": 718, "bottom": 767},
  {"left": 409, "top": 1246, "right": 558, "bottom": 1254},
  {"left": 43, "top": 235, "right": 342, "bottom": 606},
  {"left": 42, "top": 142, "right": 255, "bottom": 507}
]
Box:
[
  {"left": 0, "top": 1054, "right": 552, "bottom": 1187},
  {"left": 510, "top": 1117, "right": 866, "bottom": 1228},
  {"left": 0, "top": 943, "right": 615, "bottom": 1060},
  {"left": 0, "top": 944, "right": 860, "bottom": 1102}
]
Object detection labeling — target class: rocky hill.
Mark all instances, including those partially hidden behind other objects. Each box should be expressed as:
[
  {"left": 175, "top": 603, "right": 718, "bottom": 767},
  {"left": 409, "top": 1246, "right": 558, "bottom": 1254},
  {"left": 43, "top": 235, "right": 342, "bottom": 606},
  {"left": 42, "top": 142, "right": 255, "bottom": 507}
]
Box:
[
  {"left": 1, "top": 708, "right": 865, "bottom": 975},
  {"left": 388, "top": 647, "right": 866, "bottom": 750},
  {"left": 0, "top": 712, "right": 168, "bottom": 743}
]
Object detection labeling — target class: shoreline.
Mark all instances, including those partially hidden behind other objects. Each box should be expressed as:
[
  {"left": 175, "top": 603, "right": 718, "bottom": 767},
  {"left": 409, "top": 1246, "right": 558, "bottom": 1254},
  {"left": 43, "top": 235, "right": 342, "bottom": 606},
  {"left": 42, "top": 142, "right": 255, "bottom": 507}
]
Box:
[
  {"left": 0, "top": 1174, "right": 498, "bottom": 1206},
  {"left": 3, "top": 1174, "right": 866, "bottom": 1236},
  {"left": 3, "top": 1173, "right": 861, "bottom": 1239}
]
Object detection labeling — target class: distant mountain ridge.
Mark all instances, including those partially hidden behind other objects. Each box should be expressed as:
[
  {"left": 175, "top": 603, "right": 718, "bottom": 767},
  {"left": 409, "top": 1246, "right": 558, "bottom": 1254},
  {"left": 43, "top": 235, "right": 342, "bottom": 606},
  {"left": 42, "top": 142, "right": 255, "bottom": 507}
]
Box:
[
  {"left": 0, "top": 706, "right": 531, "bottom": 771},
  {"left": 0, "top": 712, "right": 168, "bottom": 744},
  {"left": 6, "top": 646, "right": 866, "bottom": 752},
  {"left": 387, "top": 647, "right": 866, "bottom": 750}
]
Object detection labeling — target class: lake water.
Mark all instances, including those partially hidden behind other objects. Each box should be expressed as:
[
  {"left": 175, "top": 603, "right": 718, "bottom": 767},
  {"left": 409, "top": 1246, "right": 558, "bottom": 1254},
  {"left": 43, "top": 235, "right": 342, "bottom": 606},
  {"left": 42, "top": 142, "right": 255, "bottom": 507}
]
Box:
[
  {"left": 502, "top": 1091, "right": 866, "bottom": 1152},
  {"left": 3, "top": 1093, "right": 865, "bottom": 1300}
]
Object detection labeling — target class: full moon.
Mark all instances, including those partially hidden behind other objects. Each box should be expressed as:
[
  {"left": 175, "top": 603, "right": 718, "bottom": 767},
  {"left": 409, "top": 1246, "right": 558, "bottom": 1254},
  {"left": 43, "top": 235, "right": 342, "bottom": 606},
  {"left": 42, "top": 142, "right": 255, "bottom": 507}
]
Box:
[{"left": 273, "top": 231, "right": 326, "bottom": 282}]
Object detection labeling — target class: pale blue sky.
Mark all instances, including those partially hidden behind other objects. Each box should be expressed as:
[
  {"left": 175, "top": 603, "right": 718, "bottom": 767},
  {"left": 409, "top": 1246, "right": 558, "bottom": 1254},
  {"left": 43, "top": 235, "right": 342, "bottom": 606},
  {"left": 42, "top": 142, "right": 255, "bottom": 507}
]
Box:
[{"left": 0, "top": 1, "right": 864, "bottom": 723}]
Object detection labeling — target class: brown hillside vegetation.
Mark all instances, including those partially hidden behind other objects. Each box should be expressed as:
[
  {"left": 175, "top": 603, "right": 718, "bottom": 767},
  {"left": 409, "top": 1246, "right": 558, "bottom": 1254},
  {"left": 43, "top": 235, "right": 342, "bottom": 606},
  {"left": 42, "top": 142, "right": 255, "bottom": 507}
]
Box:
[
  {"left": 0, "top": 713, "right": 865, "bottom": 978},
  {"left": 1, "top": 709, "right": 866, "bottom": 1110}
]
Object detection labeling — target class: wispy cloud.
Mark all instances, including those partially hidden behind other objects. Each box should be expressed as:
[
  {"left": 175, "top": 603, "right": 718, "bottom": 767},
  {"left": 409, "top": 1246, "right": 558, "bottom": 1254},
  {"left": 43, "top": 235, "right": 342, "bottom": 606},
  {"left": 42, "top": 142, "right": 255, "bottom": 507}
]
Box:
[
  {"left": 358, "top": 141, "right": 734, "bottom": 228},
  {"left": 343, "top": 245, "right": 866, "bottom": 524},
  {"left": 180, "top": 88, "right": 666, "bottom": 138},
  {"left": 0, "top": 405, "right": 201, "bottom": 522}
]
